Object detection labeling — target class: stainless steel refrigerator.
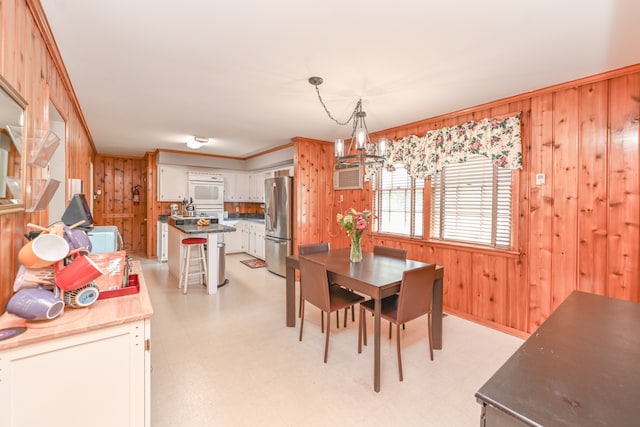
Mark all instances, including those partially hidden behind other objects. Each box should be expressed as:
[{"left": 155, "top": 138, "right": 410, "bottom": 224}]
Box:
[{"left": 264, "top": 176, "right": 293, "bottom": 276}]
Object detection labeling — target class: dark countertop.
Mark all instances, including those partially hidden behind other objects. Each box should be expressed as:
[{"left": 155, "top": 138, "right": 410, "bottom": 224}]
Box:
[
  {"left": 169, "top": 222, "right": 236, "bottom": 234},
  {"left": 476, "top": 291, "right": 640, "bottom": 426}
]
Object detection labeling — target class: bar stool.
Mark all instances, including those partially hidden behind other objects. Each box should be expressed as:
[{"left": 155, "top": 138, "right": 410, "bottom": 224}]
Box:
[{"left": 179, "top": 237, "right": 208, "bottom": 294}]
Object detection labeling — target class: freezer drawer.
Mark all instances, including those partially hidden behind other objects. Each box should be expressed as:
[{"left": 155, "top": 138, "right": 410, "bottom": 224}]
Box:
[{"left": 264, "top": 236, "right": 290, "bottom": 277}]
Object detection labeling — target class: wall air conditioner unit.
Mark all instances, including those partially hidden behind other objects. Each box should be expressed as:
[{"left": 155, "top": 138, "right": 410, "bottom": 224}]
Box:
[{"left": 333, "top": 164, "right": 363, "bottom": 190}]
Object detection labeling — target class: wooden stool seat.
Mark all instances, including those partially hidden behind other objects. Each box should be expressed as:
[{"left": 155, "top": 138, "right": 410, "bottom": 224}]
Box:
[{"left": 179, "top": 238, "right": 208, "bottom": 294}]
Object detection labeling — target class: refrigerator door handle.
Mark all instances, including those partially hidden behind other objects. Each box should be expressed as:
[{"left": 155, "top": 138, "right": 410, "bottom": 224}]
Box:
[{"left": 268, "top": 181, "right": 278, "bottom": 230}]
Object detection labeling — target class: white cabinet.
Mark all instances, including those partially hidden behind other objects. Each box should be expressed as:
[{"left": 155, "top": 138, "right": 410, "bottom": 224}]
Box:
[
  {"left": 252, "top": 223, "right": 265, "bottom": 259},
  {"left": 248, "top": 171, "right": 273, "bottom": 202},
  {"left": 158, "top": 164, "right": 188, "bottom": 201},
  {"left": 235, "top": 173, "right": 251, "bottom": 201},
  {"left": 221, "top": 172, "right": 237, "bottom": 202},
  {"left": 222, "top": 222, "right": 242, "bottom": 253},
  {"left": 240, "top": 221, "right": 265, "bottom": 259},
  {"left": 0, "top": 319, "right": 151, "bottom": 427},
  {"left": 238, "top": 221, "right": 250, "bottom": 252},
  {"left": 157, "top": 221, "right": 168, "bottom": 262}
]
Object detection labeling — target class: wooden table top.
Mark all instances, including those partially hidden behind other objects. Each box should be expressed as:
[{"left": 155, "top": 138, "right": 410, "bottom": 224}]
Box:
[
  {"left": 476, "top": 291, "right": 640, "bottom": 426},
  {"left": 0, "top": 261, "right": 153, "bottom": 350}
]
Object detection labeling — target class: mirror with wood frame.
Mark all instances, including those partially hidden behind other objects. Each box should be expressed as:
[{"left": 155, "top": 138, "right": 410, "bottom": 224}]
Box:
[{"left": 0, "top": 74, "right": 27, "bottom": 213}]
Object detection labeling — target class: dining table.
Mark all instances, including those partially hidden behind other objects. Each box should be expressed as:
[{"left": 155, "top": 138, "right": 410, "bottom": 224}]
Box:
[{"left": 285, "top": 247, "right": 444, "bottom": 392}]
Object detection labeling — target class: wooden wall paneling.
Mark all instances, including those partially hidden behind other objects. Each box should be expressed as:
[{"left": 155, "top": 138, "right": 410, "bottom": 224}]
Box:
[
  {"left": 471, "top": 253, "right": 508, "bottom": 325},
  {"left": 577, "top": 81, "right": 609, "bottom": 295},
  {"left": 550, "top": 87, "right": 580, "bottom": 309},
  {"left": 145, "top": 152, "right": 158, "bottom": 258},
  {"left": 607, "top": 73, "right": 640, "bottom": 301},
  {"left": 506, "top": 100, "right": 530, "bottom": 332},
  {"left": 441, "top": 248, "right": 473, "bottom": 314},
  {"left": 293, "top": 138, "right": 329, "bottom": 251},
  {"left": 527, "top": 94, "right": 555, "bottom": 331},
  {"left": 93, "top": 155, "right": 105, "bottom": 224}
]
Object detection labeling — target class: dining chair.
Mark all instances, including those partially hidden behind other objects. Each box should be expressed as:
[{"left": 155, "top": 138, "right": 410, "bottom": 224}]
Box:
[
  {"left": 299, "top": 256, "right": 365, "bottom": 363},
  {"left": 373, "top": 245, "right": 407, "bottom": 333},
  {"left": 373, "top": 245, "right": 407, "bottom": 260},
  {"left": 358, "top": 264, "right": 436, "bottom": 381},
  {"left": 298, "top": 243, "right": 330, "bottom": 320}
]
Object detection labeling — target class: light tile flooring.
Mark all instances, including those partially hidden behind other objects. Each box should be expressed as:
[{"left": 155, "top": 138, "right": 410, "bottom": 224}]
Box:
[{"left": 139, "top": 254, "right": 523, "bottom": 427}]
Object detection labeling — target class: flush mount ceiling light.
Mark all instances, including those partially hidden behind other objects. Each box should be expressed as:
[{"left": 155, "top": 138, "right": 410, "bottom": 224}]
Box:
[
  {"left": 186, "top": 136, "right": 211, "bottom": 149},
  {"left": 308, "top": 76, "right": 386, "bottom": 168}
]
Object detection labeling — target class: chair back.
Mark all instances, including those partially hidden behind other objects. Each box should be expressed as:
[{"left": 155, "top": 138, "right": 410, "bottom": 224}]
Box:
[
  {"left": 299, "top": 242, "right": 330, "bottom": 255},
  {"left": 299, "top": 257, "right": 331, "bottom": 312},
  {"left": 373, "top": 245, "right": 407, "bottom": 260},
  {"left": 397, "top": 265, "right": 436, "bottom": 324}
]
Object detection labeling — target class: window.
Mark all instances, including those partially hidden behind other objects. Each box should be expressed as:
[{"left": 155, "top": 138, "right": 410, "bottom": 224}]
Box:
[
  {"left": 431, "top": 155, "right": 512, "bottom": 248},
  {"left": 373, "top": 164, "right": 424, "bottom": 237}
]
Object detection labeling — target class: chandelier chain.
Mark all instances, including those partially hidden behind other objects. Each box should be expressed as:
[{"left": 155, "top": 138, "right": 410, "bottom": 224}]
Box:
[{"left": 313, "top": 84, "right": 361, "bottom": 126}]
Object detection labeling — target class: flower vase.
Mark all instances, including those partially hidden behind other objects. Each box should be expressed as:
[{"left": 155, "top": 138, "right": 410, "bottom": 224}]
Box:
[{"left": 350, "top": 234, "right": 362, "bottom": 263}]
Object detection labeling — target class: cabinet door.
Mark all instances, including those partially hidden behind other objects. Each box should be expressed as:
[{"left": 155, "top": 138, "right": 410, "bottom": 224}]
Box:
[
  {"left": 158, "top": 165, "right": 188, "bottom": 201},
  {"left": 250, "top": 172, "right": 272, "bottom": 202},
  {"left": 0, "top": 320, "right": 150, "bottom": 427},
  {"left": 221, "top": 172, "right": 236, "bottom": 201},
  {"left": 224, "top": 229, "right": 242, "bottom": 253},
  {"left": 239, "top": 222, "right": 250, "bottom": 252},
  {"left": 236, "top": 173, "right": 251, "bottom": 201}
]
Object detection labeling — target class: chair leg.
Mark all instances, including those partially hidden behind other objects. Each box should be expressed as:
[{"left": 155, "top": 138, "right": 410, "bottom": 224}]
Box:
[
  {"left": 336, "top": 311, "right": 340, "bottom": 329},
  {"left": 362, "top": 310, "right": 368, "bottom": 347},
  {"left": 298, "top": 284, "right": 303, "bottom": 318},
  {"left": 358, "top": 306, "right": 364, "bottom": 353},
  {"left": 351, "top": 304, "right": 355, "bottom": 322},
  {"left": 321, "top": 311, "right": 324, "bottom": 333},
  {"left": 299, "top": 302, "right": 305, "bottom": 341},
  {"left": 343, "top": 307, "right": 348, "bottom": 327},
  {"left": 396, "top": 323, "right": 403, "bottom": 381},
  {"left": 389, "top": 321, "right": 392, "bottom": 339},
  {"left": 427, "top": 312, "right": 434, "bottom": 361},
  {"left": 324, "top": 310, "right": 331, "bottom": 363}
]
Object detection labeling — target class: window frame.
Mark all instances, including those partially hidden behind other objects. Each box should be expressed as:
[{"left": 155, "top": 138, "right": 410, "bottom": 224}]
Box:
[{"left": 429, "top": 154, "right": 518, "bottom": 250}]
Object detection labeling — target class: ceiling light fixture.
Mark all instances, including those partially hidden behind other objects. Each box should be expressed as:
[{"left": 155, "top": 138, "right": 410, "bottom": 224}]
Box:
[
  {"left": 186, "top": 136, "right": 211, "bottom": 149},
  {"left": 308, "top": 76, "right": 386, "bottom": 168}
]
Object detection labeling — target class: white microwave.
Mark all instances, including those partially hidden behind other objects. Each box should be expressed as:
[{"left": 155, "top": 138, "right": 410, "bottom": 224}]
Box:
[{"left": 188, "top": 172, "right": 224, "bottom": 206}]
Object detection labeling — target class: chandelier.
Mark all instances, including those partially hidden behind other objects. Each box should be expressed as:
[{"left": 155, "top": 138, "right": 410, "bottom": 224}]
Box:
[{"left": 308, "top": 76, "right": 386, "bottom": 168}]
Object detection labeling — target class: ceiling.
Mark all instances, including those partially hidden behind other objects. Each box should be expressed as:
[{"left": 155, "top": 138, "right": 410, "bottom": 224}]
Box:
[{"left": 40, "top": 0, "right": 640, "bottom": 159}]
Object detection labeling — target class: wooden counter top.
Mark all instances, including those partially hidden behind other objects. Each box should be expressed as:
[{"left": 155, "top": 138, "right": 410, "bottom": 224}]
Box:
[{"left": 0, "top": 260, "right": 153, "bottom": 350}]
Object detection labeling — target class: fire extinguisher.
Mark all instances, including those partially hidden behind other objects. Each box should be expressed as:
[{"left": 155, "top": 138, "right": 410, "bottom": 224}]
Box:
[{"left": 132, "top": 185, "right": 141, "bottom": 205}]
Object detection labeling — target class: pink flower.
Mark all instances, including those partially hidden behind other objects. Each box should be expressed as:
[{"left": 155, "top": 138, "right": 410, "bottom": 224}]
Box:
[{"left": 356, "top": 219, "right": 368, "bottom": 231}]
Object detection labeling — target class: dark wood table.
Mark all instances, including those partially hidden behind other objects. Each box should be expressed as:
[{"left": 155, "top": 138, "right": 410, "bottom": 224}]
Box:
[
  {"left": 285, "top": 248, "right": 444, "bottom": 392},
  {"left": 476, "top": 291, "right": 640, "bottom": 426}
]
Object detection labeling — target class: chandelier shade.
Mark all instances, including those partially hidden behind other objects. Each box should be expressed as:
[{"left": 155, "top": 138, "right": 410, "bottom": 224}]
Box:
[{"left": 308, "top": 76, "right": 386, "bottom": 169}]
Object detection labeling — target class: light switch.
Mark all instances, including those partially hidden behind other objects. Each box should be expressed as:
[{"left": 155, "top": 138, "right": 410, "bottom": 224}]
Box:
[{"left": 535, "top": 173, "right": 545, "bottom": 186}]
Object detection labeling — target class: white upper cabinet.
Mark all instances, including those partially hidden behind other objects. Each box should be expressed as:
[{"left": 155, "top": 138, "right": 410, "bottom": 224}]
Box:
[{"left": 158, "top": 165, "right": 188, "bottom": 201}]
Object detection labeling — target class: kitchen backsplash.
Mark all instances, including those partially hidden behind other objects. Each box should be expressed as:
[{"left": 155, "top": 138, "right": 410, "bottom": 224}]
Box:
[{"left": 224, "top": 202, "right": 264, "bottom": 218}]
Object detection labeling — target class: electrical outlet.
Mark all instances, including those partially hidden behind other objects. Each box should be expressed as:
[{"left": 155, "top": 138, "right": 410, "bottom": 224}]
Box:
[
  {"left": 339, "top": 194, "right": 343, "bottom": 202},
  {"left": 235, "top": 207, "right": 239, "bottom": 212},
  {"left": 535, "top": 173, "right": 545, "bottom": 186}
]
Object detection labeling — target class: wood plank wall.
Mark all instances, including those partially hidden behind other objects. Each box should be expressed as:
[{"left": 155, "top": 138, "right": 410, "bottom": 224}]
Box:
[
  {"left": 93, "top": 154, "right": 146, "bottom": 254},
  {"left": 294, "top": 66, "right": 640, "bottom": 336},
  {"left": 0, "top": 0, "right": 96, "bottom": 311}
]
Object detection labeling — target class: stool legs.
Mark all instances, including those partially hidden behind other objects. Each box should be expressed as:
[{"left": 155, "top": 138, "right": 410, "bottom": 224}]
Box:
[{"left": 179, "top": 243, "right": 208, "bottom": 294}]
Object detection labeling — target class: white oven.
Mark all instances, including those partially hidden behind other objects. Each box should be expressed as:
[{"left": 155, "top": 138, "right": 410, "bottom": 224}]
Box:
[{"left": 188, "top": 171, "right": 224, "bottom": 207}]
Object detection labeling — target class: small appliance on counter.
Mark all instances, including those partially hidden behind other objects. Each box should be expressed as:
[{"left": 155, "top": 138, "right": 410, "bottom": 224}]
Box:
[
  {"left": 169, "top": 203, "right": 180, "bottom": 216},
  {"left": 183, "top": 198, "right": 196, "bottom": 217}
]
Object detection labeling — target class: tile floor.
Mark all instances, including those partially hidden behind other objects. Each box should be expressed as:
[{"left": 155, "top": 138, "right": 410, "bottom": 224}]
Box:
[{"left": 139, "top": 254, "right": 523, "bottom": 427}]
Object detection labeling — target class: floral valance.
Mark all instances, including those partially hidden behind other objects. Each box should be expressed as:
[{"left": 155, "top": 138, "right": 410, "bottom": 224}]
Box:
[{"left": 365, "top": 113, "right": 522, "bottom": 180}]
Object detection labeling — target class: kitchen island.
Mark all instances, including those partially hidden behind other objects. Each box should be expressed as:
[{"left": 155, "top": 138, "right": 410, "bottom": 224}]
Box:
[
  {"left": 0, "top": 261, "right": 153, "bottom": 427},
  {"left": 167, "top": 216, "right": 236, "bottom": 294}
]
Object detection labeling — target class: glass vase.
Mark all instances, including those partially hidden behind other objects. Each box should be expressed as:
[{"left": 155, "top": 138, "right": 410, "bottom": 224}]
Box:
[{"left": 350, "top": 234, "right": 362, "bottom": 262}]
